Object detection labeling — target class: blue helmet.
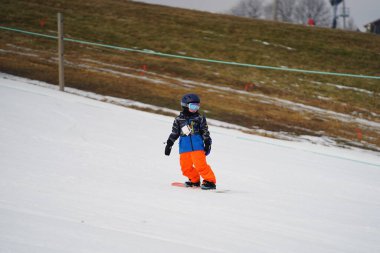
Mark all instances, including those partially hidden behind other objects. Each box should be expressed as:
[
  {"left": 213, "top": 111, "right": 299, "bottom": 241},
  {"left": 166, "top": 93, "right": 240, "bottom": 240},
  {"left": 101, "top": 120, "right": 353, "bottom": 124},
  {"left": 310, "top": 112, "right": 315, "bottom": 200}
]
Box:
[{"left": 180, "top": 93, "right": 200, "bottom": 108}]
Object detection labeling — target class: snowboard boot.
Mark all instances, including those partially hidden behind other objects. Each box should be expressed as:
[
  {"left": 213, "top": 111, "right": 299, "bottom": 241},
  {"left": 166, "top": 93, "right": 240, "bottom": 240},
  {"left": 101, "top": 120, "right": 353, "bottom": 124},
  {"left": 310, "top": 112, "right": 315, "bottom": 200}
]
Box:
[
  {"left": 201, "top": 180, "right": 216, "bottom": 190},
  {"left": 184, "top": 180, "right": 200, "bottom": 187}
]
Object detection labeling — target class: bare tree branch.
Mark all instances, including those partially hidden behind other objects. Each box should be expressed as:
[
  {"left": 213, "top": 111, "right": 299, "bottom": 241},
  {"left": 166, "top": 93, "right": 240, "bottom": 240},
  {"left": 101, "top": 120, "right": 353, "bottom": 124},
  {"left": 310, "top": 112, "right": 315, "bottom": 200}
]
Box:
[
  {"left": 230, "top": 0, "right": 264, "bottom": 19},
  {"left": 294, "top": 0, "right": 331, "bottom": 27},
  {"left": 231, "top": 0, "right": 332, "bottom": 28},
  {"left": 277, "top": 0, "right": 297, "bottom": 22}
]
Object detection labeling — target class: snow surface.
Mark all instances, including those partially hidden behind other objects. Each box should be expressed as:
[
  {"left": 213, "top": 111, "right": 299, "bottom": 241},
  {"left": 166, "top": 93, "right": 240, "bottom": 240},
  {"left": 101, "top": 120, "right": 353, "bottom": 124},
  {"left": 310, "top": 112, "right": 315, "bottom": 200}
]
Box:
[{"left": 1, "top": 74, "right": 380, "bottom": 253}]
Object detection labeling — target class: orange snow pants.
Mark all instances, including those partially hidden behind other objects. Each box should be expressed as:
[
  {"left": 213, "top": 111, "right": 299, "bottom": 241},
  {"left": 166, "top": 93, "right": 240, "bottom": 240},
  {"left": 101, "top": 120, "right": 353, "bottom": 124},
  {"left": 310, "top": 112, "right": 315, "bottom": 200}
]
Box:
[{"left": 180, "top": 150, "right": 216, "bottom": 184}]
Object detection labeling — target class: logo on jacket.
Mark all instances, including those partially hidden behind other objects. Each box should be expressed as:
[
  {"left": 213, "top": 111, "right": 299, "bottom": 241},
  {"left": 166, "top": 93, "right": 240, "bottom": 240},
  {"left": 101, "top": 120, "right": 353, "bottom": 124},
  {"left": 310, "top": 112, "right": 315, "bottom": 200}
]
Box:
[{"left": 181, "top": 121, "right": 196, "bottom": 136}]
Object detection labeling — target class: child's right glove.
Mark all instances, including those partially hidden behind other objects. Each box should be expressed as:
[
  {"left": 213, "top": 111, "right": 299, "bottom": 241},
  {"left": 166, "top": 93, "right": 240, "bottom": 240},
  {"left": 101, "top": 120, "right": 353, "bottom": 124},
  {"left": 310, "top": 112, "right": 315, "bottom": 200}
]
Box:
[
  {"left": 204, "top": 139, "right": 211, "bottom": 156},
  {"left": 165, "top": 139, "right": 174, "bottom": 156}
]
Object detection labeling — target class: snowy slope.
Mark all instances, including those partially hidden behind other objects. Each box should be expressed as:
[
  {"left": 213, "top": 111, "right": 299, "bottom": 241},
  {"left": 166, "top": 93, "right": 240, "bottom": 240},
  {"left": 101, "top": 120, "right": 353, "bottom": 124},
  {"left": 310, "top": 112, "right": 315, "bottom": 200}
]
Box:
[{"left": 0, "top": 73, "right": 380, "bottom": 253}]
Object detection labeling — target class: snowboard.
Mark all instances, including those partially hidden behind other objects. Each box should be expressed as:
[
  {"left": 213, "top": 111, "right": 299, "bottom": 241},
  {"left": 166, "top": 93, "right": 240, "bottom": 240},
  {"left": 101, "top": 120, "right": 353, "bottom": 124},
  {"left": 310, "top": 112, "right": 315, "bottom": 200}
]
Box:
[{"left": 171, "top": 182, "right": 230, "bottom": 193}]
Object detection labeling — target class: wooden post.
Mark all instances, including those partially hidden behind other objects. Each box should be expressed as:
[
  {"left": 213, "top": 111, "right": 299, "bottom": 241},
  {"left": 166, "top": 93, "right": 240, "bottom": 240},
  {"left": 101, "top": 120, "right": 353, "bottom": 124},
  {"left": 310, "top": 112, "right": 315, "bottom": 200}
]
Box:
[{"left": 57, "top": 13, "right": 65, "bottom": 91}]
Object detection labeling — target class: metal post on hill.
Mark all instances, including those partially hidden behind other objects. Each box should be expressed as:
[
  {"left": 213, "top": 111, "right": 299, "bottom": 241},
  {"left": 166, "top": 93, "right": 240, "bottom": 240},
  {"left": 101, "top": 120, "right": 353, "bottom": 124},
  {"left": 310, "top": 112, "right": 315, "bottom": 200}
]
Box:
[{"left": 57, "top": 12, "right": 65, "bottom": 91}]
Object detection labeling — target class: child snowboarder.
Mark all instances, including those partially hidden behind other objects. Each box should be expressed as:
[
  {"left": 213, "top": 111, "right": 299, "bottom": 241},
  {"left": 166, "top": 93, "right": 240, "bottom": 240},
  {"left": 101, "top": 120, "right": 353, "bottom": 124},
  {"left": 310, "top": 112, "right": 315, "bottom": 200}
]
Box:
[{"left": 164, "top": 93, "right": 216, "bottom": 190}]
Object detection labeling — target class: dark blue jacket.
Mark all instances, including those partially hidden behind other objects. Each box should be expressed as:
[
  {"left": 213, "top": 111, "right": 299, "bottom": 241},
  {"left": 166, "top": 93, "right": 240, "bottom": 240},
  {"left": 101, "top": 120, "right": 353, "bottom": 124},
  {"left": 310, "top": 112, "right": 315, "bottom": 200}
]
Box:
[{"left": 167, "top": 111, "right": 211, "bottom": 154}]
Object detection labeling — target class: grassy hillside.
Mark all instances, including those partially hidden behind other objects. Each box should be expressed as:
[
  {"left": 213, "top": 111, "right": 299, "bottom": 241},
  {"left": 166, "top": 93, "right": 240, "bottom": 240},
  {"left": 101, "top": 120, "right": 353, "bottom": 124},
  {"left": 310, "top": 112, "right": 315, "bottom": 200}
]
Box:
[{"left": 1, "top": 0, "right": 380, "bottom": 150}]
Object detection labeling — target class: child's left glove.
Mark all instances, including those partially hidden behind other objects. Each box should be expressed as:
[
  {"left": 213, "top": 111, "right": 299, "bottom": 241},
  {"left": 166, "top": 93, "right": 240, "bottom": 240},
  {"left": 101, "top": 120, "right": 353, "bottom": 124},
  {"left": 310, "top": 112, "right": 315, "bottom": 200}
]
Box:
[
  {"left": 204, "top": 139, "right": 211, "bottom": 156},
  {"left": 165, "top": 139, "right": 174, "bottom": 156}
]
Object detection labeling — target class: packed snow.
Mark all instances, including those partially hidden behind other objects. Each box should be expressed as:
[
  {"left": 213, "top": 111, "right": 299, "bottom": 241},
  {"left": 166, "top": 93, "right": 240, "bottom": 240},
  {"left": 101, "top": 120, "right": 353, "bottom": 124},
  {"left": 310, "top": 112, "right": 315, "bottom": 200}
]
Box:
[{"left": 0, "top": 73, "right": 380, "bottom": 253}]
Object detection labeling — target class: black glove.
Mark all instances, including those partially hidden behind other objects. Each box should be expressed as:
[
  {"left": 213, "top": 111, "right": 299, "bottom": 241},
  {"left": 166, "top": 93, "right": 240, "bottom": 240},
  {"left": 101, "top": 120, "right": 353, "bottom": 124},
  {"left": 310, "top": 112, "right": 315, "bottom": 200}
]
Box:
[
  {"left": 204, "top": 140, "right": 211, "bottom": 156},
  {"left": 165, "top": 139, "right": 174, "bottom": 156}
]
